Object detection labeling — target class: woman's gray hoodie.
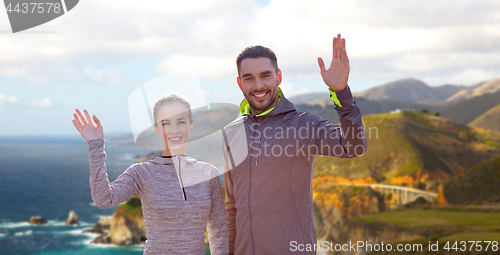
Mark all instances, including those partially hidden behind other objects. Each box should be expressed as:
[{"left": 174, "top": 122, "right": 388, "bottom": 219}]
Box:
[{"left": 88, "top": 138, "right": 228, "bottom": 254}]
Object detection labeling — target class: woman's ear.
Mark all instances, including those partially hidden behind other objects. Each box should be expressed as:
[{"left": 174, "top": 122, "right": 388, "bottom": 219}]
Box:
[
  {"left": 190, "top": 121, "right": 194, "bottom": 131},
  {"left": 153, "top": 123, "right": 160, "bottom": 136}
]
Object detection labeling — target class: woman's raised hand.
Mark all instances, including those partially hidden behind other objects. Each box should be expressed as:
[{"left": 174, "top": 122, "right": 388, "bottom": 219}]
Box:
[{"left": 72, "top": 109, "right": 104, "bottom": 141}]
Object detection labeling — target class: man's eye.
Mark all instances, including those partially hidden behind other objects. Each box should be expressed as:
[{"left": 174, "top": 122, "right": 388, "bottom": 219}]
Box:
[
  {"left": 244, "top": 77, "right": 252, "bottom": 81},
  {"left": 263, "top": 74, "right": 270, "bottom": 78}
]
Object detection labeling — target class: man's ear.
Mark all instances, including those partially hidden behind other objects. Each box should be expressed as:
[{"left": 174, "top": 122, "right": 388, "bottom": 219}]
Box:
[
  {"left": 237, "top": 76, "right": 243, "bottom": 90},
  {"left": 277, "top": 69, "right": 282, "bottom": 86}
]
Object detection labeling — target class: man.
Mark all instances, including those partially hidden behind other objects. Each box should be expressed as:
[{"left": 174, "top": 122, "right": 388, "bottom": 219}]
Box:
[{"left": 222, "top": 34, "right": 367, "bottom": 254}]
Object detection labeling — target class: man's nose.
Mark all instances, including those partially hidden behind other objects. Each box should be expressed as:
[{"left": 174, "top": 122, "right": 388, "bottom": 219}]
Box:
[{"left": 254, "top": 77, "right": 265, "bottom": 91}]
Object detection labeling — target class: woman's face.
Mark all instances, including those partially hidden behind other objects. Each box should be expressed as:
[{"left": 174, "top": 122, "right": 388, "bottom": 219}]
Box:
[{"left": 154, "top": 102, "right": 193, "bottom": 152}]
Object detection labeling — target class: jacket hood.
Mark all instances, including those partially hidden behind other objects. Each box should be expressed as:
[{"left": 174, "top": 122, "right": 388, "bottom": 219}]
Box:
[
  {"left": 150, "top": 155, "right": 196, "bottom": 165},
  {"left": 239, "top": 87, "right": 297, "bottom": 117}
]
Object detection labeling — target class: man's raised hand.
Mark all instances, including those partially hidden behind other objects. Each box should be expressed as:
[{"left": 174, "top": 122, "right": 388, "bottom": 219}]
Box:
[
  {"left": 317, "top": 34, "right": 350, "bottom": 92},
  {"left": 72, "top": 109, "right": 104, "bottom": 141}
]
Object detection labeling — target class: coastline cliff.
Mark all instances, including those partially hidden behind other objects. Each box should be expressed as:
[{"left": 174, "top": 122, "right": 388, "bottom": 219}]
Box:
[{"left": 87, "top": 197, "right": 146, "bottom": 246}]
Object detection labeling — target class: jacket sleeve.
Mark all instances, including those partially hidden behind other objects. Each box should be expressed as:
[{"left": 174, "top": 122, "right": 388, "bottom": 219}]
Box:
[
  {"left": 310, "top": 85, "right": 368, "bottom": 158},
  {"left": 206, "top": 167, "right": 229, "bottom": 255},
  {"left": 88, "top": 139, "right": 141, "bottom": 209},
  {"left": 222, "top": 136, "right": 237, "bottom": 254}
]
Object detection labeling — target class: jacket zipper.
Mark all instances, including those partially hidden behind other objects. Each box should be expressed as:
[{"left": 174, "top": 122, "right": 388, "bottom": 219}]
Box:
[
  {"left": 176, "top": 155, "right": 187, "bottom": 201},
  {"left": 248, "top": 116, "right": 258, "bottom": 254}
]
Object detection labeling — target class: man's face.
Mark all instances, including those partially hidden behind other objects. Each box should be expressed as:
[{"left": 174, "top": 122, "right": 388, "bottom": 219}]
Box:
[{"left": 237, "top": 57, "right": 282, "bottom": 115}]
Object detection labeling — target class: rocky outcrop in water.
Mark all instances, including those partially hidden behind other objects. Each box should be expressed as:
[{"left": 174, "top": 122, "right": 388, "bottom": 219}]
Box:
[
  {"left": 84, "top": 216, "right": 112, "bottom": 234},
  {"left": 65, "top": 210, "right": 80, "bottom": 225},
  {"left": 87, "top": 197, "right": 146, "bottom": 246},
  {"left": 28, "top": 216, "right": 47, "bottom": 225}
]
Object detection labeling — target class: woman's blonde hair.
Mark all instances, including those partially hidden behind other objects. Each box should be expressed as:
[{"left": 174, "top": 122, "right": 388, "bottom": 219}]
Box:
[{"left": 153, "top": 93, "right": 193, "bottom": 125}]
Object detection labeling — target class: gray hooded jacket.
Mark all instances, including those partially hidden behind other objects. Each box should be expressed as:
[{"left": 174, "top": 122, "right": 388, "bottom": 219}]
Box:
[
  {"left": 222, "top": 85, "right": 367, "bottom": 254},
  {"left": 88, "top": 139, "right": 228, "bottom": 254}
]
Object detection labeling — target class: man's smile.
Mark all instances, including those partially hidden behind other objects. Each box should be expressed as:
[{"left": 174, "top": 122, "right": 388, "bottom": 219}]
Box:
[{"left": 252, "top": 91, "right": 269, "bottom": 100}]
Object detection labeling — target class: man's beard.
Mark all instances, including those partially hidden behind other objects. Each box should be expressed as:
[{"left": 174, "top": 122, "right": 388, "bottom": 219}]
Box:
[{"left": 246, "top": 85, "right": 279, "bottom": 113}]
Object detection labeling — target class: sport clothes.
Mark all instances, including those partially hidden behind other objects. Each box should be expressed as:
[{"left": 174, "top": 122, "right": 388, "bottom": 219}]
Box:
[
  {"left": 88, "top": 139, "right": 228, "bottom": 255},
  {"left": 223, "top": 86, "right": 367, "bottom": 254}
]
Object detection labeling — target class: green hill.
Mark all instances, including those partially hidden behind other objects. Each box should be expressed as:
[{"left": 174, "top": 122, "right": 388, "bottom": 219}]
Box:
[
  {"left": 440, "top": 90, "right": 500, "bottom": 125},
  {"left": 443, "top": 156, "right": 500, "bottom": 205},
  {"left": 469, "top": 103, "right": 500, "bottom": 132},
  {"left": 312, "top": 111, "right": 500, "bottom": 186},
  {"left": 296, "top": 97, "right": 441, "bottom": 125}
]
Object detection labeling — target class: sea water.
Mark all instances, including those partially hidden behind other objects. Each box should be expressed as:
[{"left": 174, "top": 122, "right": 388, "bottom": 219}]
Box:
[{"left": 0, "top": 135, "right": 214, "bottom": 255}]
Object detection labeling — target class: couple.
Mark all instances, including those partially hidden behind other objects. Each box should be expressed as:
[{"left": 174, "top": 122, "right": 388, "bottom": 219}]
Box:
[{"left": 72, "top": 34, "right": 367, "bottom": 255}]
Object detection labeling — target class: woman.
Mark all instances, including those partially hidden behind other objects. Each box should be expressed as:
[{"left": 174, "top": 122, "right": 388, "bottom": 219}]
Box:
[{"left": 72, "top": 93, "right": 228, "bottom": 254}]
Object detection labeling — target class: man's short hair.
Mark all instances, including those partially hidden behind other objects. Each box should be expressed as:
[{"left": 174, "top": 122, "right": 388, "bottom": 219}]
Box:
[{"left": 236, "top": 45, "right": 279, "bottom": 76}]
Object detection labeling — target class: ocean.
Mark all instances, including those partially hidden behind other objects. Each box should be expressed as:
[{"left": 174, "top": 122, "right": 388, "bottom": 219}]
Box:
[{"left": 0, "top": 135, "right": 214, "bottom": 255}]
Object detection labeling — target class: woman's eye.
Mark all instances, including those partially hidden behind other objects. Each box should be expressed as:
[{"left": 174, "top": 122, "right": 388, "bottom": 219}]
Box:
[
  {"left": 162, "top": 122, "right": 170, "bottom": 126},
  {"left": 179, "top": 121, "right": 186, "bottom": 124}
]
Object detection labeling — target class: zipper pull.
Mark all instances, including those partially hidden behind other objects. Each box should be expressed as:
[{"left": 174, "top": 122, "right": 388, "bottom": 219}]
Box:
[{"left": 176, "top": 155, "right": 187, "bottom": 201}]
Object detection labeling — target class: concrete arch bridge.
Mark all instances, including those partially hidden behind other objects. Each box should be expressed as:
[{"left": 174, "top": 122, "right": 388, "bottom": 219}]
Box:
[{"left": 331, "top": 182, "right": 438, "bottom": 205}]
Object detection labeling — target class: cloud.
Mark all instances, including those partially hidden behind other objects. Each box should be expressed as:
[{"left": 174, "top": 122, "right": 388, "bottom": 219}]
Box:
[
  {"left": 0, "top": 93, "right": 20, "bottom": 104},
  {"left": 31, "top": 98, "right": 53, "bottom": 108},
  {"left": 84, "top": 67, "right": 125, "bottom": 85},
  {"left": 424, "top": 69, "right": 499, "bottom": 86},
  {"left": 279, "top": 81, "right": 310, "bottom": 98},
  {"left": 0, "top": 0, "right": 499, "bottom": 87}
]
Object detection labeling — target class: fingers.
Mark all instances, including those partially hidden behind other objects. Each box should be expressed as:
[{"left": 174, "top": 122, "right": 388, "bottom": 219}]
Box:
[
  {"left": 93, "top": 115, "right": 102, "bottom": 128},
  {"left": 317, "top": 57, "right": 326, "bottom": 72},
  {"left": 72, "top": 119, "right": 77, "bottom": 130},
  {"left": 332, "top": 34, "right": 345, "bottom": 60},
  {"left": 72, "top": 114, "right": 83, "bottom": 131},
  {"left": 336, "top": 34, "right": 341, "bottom": 60},
  {"left": 75, "top": 109, "right": 87, "bottom": 125},
  {"left": 341, "top": 38, "right": 349, "bottom": 65},
  {"left": 332, "top": 37, "right": 337, "bottom": 59},
  {"left": 73, "top": 113, "right": 83, "bottom": 127},
  {"left": 84, "top": 110, "right": 93, "bottom": 126}
]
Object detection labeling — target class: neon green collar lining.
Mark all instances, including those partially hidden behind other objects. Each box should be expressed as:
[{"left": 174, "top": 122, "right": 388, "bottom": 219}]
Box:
[{"left": 240, "top": 88, "right": 282, "bottom": 116}]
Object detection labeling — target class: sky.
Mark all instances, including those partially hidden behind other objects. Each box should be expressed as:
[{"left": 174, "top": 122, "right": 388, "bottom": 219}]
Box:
[{"left": 0, "top": 0, "right": 499, "bottom": 136}]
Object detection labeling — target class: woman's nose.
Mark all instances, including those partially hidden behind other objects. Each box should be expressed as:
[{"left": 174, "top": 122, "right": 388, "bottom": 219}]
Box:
[{"left": 168, "top": 124, "right": 180, "bottom": 134}]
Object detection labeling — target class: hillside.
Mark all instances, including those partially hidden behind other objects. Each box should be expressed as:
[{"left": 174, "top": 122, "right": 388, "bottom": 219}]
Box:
[
  {"left": 443, "top": 156, "right": 500, "bottom": 205},
  {"left": 296, "top": 97, "right": 441, "bottom": 123},
  {"left": 446, "top": 78, "right": 500, "bottom": 103},
  {"left": 312, "top": 111, "right": 500, "bottom": 188},
  {"left": 357, "top": 208, "right": 500, "bottom": 255},
  {"left": 290, "top": 77, "right": 499, "bottom": 109},
  {"left": 469, "top": 103, "right": 500, "bottom": 132},
  {"left": 353, "top": 78, "right": 466, "bottom": 103},
  {"left": 439, "top": 90, "right": 500, "bottom": 125}
]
